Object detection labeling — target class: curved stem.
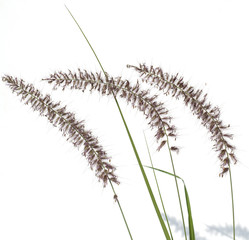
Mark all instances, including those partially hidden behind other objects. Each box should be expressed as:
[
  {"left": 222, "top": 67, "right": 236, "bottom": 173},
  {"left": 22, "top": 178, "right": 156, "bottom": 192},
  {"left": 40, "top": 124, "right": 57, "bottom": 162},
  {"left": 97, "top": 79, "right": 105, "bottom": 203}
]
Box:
[
  {"left": 65, "top": 5, "right": 105, "bottom": 75},
  {"left": 144, "top": 132, "right": 174, "bottom": 239},
  {"left": 109, "top": 179, "right": 134, "bottom": 240},
  {"left": 165, "top": 135, "right": 187, "bottom": 240},
  {"left": 228, "top": 161, "right": 235, "bottom": 240}
]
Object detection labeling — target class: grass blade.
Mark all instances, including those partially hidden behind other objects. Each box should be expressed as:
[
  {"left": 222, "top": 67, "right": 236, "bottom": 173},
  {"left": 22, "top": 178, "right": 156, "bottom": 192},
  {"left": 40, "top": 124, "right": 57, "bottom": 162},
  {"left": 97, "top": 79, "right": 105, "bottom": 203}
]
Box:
[
  {"left": 144, "top": 166, "right": 183, "bottom": 181},
  {"left": 145, "top": 165, "right": 196, "bottom": 240},
  {"left": 184, "top": 185, "right": 195, "bottom": 240},
  {"left": 144, "top": 132, "right": 174, "bottom": 239}
]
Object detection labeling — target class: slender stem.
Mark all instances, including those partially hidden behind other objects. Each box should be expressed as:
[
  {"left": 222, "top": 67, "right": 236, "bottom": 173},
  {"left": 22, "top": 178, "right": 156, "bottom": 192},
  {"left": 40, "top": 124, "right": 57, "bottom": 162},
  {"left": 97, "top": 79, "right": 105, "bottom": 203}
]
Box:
[
  {"left": 109, "top": 179, "right": 133, "bottom": 240},
  {"left": 65, "top": 5, "right": 106, "bottom": 75},
  {"left": 165, "top": 135, "right": 187, "bottom": 240},
  {"left": 144, "top": 132, "right": 174, "bottom": 240},
  {"left": 228, "top": 161, "right": 235, "bottom": 240}
]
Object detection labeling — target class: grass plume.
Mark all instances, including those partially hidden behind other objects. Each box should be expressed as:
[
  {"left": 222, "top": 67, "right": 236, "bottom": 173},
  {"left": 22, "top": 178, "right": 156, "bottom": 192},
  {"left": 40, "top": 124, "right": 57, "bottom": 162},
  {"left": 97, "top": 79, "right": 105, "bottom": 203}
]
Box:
[
  {"left": 43, "top": 69, "right": 178, "bottom": 153},
  {"left": 2, "top": 75, "right": 119, "bottom": 187},
  {"left": 127, "top": 63, "right": 237, "bottom": 176}
]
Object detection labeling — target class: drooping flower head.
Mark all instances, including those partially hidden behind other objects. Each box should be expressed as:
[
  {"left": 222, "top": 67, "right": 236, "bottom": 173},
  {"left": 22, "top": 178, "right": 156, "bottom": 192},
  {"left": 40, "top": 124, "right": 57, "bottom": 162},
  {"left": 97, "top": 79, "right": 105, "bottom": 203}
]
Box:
[
  {"left": 127, "top": 63, "right": 237, "bottom": 176},
  {"left": 2, "top": 75, "right": 119, "bottom": 187},
  {"left": 43, "top": 69, "right": 178, "bottom": 153}
]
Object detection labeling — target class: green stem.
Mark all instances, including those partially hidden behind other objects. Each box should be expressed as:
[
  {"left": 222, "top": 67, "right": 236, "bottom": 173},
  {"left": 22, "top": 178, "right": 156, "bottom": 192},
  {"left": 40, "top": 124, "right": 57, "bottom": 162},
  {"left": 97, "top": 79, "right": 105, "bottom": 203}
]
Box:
[
  {"left": 109, "top": 179, "right": 133, "bottom": 240},
  {"left": 144, "top": 132, "right": 174, "bottom": 239},
  {"left": 228, "top": 162, "right": 235, "bottom": 240},
  {"left": 65, "top": 5, "right": 106, "bottom": 75},
  {"left": 165, "top": 134, "right": 187, "bottom": 240}
]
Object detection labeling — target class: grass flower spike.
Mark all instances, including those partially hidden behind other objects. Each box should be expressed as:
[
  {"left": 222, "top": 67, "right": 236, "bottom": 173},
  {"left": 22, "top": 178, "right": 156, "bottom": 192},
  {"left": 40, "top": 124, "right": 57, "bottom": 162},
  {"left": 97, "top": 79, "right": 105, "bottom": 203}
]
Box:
[
  {"left": 2, "top": 75, "right": 119, "bottom": 187},
  {"left": 127, "top": 64, "right": 237, "bottom": 177},
  {"left": 43, "top": 69, "right": 178, "bottom": 152}
]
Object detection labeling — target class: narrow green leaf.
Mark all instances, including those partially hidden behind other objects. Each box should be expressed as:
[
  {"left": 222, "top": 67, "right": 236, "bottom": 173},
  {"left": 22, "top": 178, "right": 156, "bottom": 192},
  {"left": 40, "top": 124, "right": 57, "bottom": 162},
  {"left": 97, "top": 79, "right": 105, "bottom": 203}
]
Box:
[
  {"left": 144, "top": 132, "right": 174, "bottom": 239},
  {"left": 145, "top": 165, "right": 196, "bottom": 240},
  {"left": 144, "top": 166, "right": 184, "bottom": 182},
  {"left": 184, "top": 185, "right": 195, "bottom": 240}
]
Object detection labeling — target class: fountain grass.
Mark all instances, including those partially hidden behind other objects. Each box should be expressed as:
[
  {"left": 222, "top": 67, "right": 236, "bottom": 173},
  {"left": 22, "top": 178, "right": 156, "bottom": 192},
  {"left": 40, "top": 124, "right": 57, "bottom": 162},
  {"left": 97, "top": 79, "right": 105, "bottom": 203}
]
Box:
[{"left": 1, "top": 5, "right": 238, "bottom": 240}]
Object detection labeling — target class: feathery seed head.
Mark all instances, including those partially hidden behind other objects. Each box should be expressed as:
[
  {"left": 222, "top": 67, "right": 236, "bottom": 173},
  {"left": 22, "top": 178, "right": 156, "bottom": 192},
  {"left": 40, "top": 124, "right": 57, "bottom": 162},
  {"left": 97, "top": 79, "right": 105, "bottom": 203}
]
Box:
[
  {"left": 2, "top": 75, "right": 119, "bottom": 187},
  {"left": 43, "top": 69, "right": 177, "bottom": 152},
  {"left": 127, "top": 63, "right": 237, "bottom": 176}
]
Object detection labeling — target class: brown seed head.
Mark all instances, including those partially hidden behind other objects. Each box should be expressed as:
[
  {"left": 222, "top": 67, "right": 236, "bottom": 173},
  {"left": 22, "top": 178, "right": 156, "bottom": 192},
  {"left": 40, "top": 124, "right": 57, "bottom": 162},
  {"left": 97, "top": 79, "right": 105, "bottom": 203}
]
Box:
[
  {"left": 127, "top": 63, "right": 237, "bottom": 176},
  {"left": 43, "top": 69, "right": 178, "bottom": 152},
  {"left": 2, "top": 75, "right": 119, "bottom": 187}
]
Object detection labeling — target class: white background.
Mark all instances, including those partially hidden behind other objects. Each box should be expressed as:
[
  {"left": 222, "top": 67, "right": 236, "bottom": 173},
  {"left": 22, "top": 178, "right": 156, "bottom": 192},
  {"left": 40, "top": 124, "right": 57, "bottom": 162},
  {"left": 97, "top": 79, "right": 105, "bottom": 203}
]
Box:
[{"left": 0, "top": 0, "right": 249, "bottom": 239}]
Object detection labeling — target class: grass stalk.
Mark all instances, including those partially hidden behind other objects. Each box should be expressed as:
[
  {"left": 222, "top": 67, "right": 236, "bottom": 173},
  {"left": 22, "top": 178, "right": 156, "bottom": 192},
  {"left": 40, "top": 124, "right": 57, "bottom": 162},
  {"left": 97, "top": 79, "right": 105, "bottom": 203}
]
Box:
[
  {"left": 144, "top": 166, "right": 195, "bottom": 240},
  {"left": 228, "top": 161, "right": 235, "bottom": 240},
  {"left": 65, "top": 5, "right": 171, "bottom": 239},
  {"left": 64, "top": 5, "right": 105, "bottom": 75},
  {"left": 143, "top": 132, "right": 174, "bottom": 239},
  {"left": 165, "top": 134, "right": 187, "bottom": 240},
  {"left": 108, "top": 179, "right": 134, "bottom": 240}
]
